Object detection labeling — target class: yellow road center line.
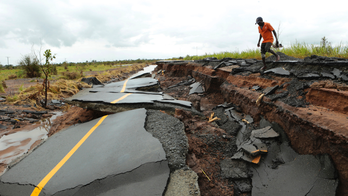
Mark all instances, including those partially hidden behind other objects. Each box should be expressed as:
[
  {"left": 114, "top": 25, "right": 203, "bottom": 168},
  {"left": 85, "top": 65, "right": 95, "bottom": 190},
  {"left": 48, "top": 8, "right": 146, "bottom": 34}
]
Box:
[
  {"left": 31, "top": 115, "right": 108, "bottom": 196},
  {"left": 32, "top": 89, "right": 132, "bottom": 195},
  {"left": 110, "top": 93, "right": 132, "bottom": 103},
  {"left": 120, "top": 79, "right": 129, "bottom": 93}
]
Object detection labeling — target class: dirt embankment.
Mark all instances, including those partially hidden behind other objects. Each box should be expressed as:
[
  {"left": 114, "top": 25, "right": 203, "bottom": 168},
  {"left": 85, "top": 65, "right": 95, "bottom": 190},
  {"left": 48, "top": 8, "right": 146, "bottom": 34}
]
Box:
[{"left": 155, "top": 54, "right": 348, "bottom": 196}]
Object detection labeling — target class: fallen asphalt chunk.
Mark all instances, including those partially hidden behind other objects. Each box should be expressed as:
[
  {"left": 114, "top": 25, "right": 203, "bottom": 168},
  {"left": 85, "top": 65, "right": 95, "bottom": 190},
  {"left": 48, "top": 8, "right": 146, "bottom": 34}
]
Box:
[
  {"left": 297, "top": 73, "right": 320, "bottom": 79},
  {"left": 22, "top": 110, "right": 48, "bottom": 115},
  {"left": 189, "top": 82, "right": 204, "bottom": 95},
  {"left": 321, "top": 72, "right": 335, "bottom": 79},
  {"left": 251, "top": 126, "right": 279, "bottom": 139},
  {"left": 264, "top": 67, "right": 290, "bottom": 76},
  {"left": 263, "top": 85, "right": 279, "bottom": 96},
  {"left": 232, "top": 151, "right": 262, "bottom": 164}
]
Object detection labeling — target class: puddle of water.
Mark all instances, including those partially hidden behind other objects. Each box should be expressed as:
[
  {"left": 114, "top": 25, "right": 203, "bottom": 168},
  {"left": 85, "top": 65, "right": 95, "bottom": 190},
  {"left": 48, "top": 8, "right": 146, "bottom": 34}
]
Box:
[{"left": 0, "top": 112, "right": 63, "bottom": 165}]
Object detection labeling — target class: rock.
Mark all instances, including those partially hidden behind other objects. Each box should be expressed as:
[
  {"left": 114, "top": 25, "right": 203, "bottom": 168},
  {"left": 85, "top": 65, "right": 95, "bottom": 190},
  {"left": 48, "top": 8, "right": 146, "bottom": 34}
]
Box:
[
  {"left": 145, "top": 110, "right": 188, "bottom": 171},
  {"left": 220, "top": 159, "right": 250, "bottom": 179},
  {"left": 165, "top": 167, "right": 200, "bottom": 196}
]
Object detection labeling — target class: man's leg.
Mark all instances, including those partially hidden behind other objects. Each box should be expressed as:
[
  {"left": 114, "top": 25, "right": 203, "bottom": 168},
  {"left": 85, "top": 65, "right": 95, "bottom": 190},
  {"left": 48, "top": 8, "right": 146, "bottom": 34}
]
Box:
[
  {"left": 260, "top": 43, "right": 267, "bottom": 70},
  {"left": 266, "top": 42, "right": 280, "bottom": 61}
]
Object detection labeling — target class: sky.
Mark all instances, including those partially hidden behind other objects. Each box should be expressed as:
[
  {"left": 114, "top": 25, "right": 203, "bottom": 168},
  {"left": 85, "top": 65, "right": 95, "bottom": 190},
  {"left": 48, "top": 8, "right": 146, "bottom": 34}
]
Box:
[{"left": 0, "top": 0, "right": 347, "bottom": 65}]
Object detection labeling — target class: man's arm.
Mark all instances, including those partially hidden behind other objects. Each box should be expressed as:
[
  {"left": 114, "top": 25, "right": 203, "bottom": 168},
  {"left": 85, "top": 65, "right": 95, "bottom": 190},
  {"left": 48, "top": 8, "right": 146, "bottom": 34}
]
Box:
[
  {"left": 257, "top": 34, "right": 262, "bottom": 47},
  {"left": 272, "top": 30, "right": 279, "bottom": 45}
]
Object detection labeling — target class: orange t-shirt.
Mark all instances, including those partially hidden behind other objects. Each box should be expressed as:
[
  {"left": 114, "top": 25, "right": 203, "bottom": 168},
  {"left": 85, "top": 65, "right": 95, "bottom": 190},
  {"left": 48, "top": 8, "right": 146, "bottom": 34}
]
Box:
[{"left": 258, "top": 22, "right": 274, "bottom": 43}]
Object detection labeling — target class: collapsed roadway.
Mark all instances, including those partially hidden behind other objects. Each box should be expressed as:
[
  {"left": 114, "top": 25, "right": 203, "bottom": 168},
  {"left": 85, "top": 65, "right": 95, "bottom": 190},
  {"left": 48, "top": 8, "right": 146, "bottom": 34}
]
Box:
[{"left": 1, "top": 53, "right": 347, "bottom": 195}]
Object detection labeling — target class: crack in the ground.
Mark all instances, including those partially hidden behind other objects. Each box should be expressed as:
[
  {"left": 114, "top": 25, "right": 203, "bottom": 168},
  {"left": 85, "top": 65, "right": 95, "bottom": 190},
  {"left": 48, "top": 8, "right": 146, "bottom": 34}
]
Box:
[{"left": 51, "top": 159, "right": 168, "bottom": 196}]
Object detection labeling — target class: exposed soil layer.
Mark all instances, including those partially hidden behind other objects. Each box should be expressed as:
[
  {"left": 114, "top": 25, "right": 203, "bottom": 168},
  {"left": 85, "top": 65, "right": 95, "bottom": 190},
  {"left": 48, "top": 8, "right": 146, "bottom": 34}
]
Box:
[{"left": 155, "top": 54, "right": 348, "bottom": 196}]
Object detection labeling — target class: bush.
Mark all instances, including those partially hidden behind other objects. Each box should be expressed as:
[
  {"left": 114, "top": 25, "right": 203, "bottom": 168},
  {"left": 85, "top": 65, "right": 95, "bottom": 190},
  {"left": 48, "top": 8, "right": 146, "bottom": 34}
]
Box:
[
  {"left": 19, "top": 55, "right": 41, "bottom": 78},
  {"left": 0, "top": 84, "right": 4, "bottom": 93},
  {"left": 8, "top": 75, "right": 17, "bottom": 79},
  {"left": 62, "top": 71, "right": 82, "bottom": 80}
]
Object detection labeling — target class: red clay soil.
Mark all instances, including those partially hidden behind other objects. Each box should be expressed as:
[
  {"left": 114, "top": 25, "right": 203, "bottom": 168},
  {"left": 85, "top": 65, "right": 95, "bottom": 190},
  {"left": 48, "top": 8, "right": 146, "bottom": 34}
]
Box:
[
  {"left": 175, "top": 109, "right": 235, "bottom": 196},
  {"left": 156, "top": 61, "right": 348, "bottom": 196},
  {"left": 48, "top": 107, "right": 111, "bottom": 137}
]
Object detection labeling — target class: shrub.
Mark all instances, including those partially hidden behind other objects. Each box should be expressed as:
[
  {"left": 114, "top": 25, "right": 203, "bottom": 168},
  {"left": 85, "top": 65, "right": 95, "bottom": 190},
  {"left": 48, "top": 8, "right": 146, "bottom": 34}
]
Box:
[
  {"left": 62, "top": 71, "right": 81, "bottom": 80},
  {"left": 0, "top": 84, "right": 4, "bottom": 93},
  {"left": 19, "top": 55, "right": 41, "bottom": 78},
  {"left": 6, "top": 94, "right": 18, "bottom": 102},
  {"left": 8, "top": 75, "right": 17, "bottom": 79}
]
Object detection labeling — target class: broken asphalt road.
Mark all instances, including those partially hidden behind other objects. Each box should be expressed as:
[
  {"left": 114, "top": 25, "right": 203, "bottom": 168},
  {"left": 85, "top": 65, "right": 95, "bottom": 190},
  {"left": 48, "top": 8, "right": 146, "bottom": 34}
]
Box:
[
  {"left": 0, "top": 109, "right": 169, "bottom": 196},
  {"left": 0, "top": 66, "right": 200, "bottom": 196}
]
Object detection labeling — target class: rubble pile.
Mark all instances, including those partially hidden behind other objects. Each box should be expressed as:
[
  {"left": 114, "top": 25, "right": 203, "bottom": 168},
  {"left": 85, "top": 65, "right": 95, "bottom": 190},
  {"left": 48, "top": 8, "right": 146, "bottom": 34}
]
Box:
[{"left": 155, "top": 52, "right": 348, "bottom": 195}]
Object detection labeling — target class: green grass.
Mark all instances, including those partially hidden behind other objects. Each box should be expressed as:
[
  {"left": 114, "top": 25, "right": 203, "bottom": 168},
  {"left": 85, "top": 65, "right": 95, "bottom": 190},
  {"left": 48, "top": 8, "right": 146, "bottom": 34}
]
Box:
[
  {"left": 19, "top": 84, "right": 25, "bottom": 92},
  {"left": 0, "top": 83, "right": 4, "bottom": 93},
  {"left": 183, "top": 42, "right": 348, "bottom": 60},
  {"left": 6, "top": 94, "right": 18, "bottom": 102},
  {"left": 0, "top": 68, "right": 20, "bottom": 81}
]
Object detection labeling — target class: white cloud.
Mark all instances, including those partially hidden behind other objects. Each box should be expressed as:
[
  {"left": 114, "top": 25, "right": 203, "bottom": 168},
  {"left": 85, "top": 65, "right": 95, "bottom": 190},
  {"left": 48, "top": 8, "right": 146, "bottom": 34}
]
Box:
[{"left": 0, "top": 0, "right": 347, "bottom": 64}]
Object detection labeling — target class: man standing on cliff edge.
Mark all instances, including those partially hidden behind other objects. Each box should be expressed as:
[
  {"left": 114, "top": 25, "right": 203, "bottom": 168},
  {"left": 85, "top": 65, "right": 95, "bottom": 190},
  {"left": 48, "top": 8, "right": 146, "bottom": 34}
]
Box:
[{"left": 256, "top": 17, "right": 280, "bottom": 70}]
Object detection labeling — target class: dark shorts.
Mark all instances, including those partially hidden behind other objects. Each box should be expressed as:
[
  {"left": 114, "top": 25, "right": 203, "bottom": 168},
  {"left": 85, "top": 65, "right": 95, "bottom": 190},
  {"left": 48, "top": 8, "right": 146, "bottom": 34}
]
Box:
[{"left": 261, "top": 42, "right": 272, "bottom": 54}]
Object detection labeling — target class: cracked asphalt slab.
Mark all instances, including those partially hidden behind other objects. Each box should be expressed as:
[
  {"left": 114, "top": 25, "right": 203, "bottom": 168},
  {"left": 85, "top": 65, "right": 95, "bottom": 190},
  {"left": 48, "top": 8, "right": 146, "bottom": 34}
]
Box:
[
  {"left": 0, "top": 109, "right": 170, "bottom": 196},
  {"left": 0, "top": 66, "right": 200, "bottom": 196},
  {"left": 66, "top": 76, "right": 193, "bottom": 109}
]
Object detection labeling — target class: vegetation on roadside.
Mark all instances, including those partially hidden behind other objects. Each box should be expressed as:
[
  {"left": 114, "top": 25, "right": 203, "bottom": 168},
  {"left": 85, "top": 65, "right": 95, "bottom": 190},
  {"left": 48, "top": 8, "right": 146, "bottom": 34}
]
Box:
[
  {"left": 183, "top": 37, "right": 348, "bottom": 60},
  {"left": 19, "top": 55, "right": 41, "bottom": 78},
  {"left": 4, "top": 63, "right": 147, "bottom": 109}
]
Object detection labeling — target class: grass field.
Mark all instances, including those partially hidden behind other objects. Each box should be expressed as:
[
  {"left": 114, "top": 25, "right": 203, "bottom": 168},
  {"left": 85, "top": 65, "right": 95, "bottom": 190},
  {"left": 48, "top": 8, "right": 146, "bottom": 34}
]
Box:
[
  {"left": 1, "top": 41, "right": 347, "bottom": 81},
  {"left": 0, "top": 61, "right": 155, "bottom": 81},
  {"left": 183, "top": 42, "right": 348, "bottom": 60}
]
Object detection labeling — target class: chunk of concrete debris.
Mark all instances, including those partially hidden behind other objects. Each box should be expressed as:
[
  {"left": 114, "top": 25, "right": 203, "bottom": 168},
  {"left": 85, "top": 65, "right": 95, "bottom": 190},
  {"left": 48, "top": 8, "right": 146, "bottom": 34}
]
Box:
[
  {"left": 244, "top": 115, "right": 254, "bottom": 124},
  {"left": 189, "top": 82, "right": 204, "bottom": 95},
  {"left": 263, "top": 85, "right": 279, "bottom": 96},
  {"left": 232, "top": 152, "right": 262, "bottom": 164},
  {"left": 241, "top": 138, "right": 267, "bottom": 156},
  {"left": 251, "top": 86, "right": 261, "bottom": 91},
  {"left": 165, "top": 167, "right": 200, "bottom": 196},
  {"left": 332, "top": 68, "right": 341, "bottom": 78},
  {"left": 225, "top": 108, "right": 243, "bottom": 121},
  {"left": 251, "top": 126, "right": 279, "bottom": 139},
  {"left": 297, "top": 73, "right": 320, "bottom": 79},
  {"left": 22, "top": 110, "right": 48, "bottom": 115},
  {"left": 264, "top": 67, "right": 290, "bottom": 76},
  {"left": 321, "top": 72, "right": 335, "bottom": 79}
]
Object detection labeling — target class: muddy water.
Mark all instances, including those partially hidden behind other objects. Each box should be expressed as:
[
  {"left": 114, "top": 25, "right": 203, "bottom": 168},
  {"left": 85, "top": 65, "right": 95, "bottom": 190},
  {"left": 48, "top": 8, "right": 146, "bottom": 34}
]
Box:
[{"left": 0, "top": 112, "right": 63, "bottom": 168}]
